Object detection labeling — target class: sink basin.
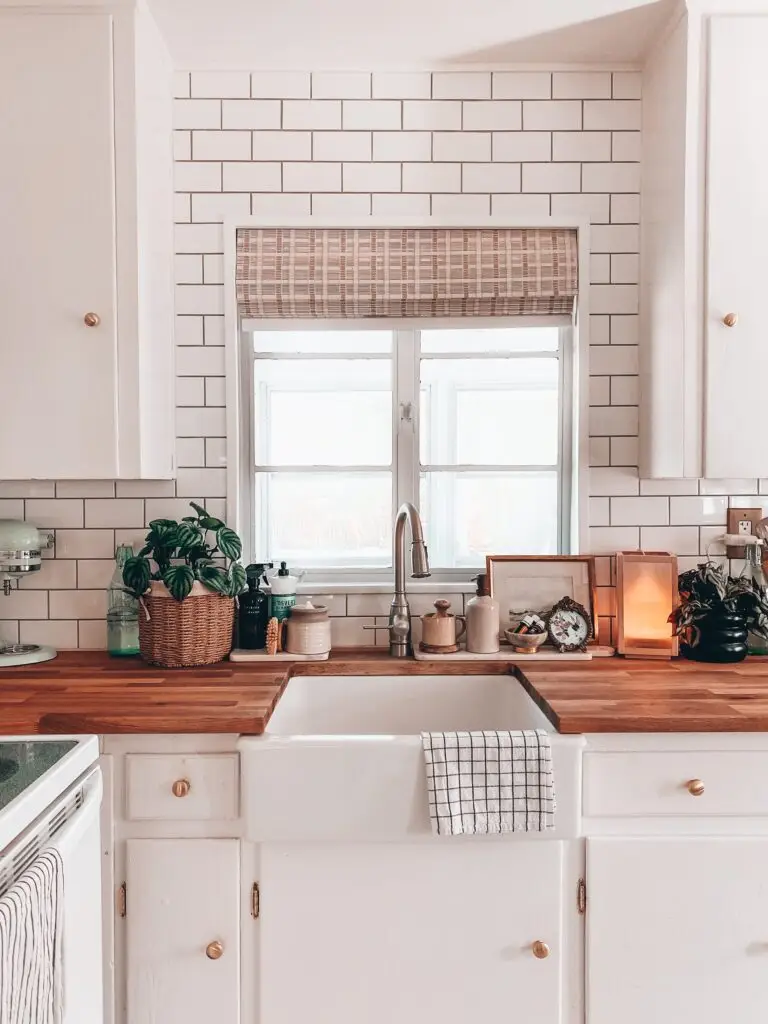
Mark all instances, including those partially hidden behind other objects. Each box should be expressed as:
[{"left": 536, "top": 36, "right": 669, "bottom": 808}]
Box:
[
  {"left": 240, "top": 673, "right": 582, "bottom": 842},
  {"left": 265, "top": 673, "right": 553, "bottom": 735}
]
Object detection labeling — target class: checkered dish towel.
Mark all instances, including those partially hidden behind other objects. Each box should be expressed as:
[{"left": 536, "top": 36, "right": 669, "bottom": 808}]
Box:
[{"left": 421, "top": 730, "right": 556, "bottom": 836}]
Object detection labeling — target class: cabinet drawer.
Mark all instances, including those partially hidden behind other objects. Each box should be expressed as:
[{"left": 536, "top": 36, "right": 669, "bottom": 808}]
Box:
[
  {"left": 584, "top": 751, "right": 768, "bottom": 818},
  {"left": 126, "top": 754, "right": 239, "bottom": 821}
]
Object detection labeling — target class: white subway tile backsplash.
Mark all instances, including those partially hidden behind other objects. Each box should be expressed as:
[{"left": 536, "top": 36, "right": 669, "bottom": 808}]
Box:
[
  {"left": 463, "top": 101, "right": 522, "bottom": 131},
  {"left": 0, "top": 591, "right": 48, "bottom": 620},
  {"left": 78, "top": 620, "right": 107, "bottom": 649},
  {"left": 26, "top": 499, "right": 83, "bottom": 529},
  {"left": 205, "top": 377, "right": 226, "bottom": 407},
  {"left": 590, "top": 345, "right": 638, "bottom": 375},
  {"left": 175, "top": 284, "right": 224, "bottom": 315},
  {"left": 611, "top": 496, "right": 669, "bottom": 526},
  {"left": 221, "top": 99, "right": 281, "bottom": 129},
  {"left": 591, "top": 251, "right": 611, "bottom": 283},
  {"left": 192, "top": 130, "right": 251, "bottom": 160},
  {"left": 343, "top": 162, "right": 400, "bottom": 192},
  {"left": 221, "top": 162, "right": 281, "bottom": 192},
  {"left": 552, "top": 131, "right": 611, "bottom": 162},
  {"left": 176, "top": 407, "right": 227, "bottom": 437},
  {"left": 589, "top": 496, "right": 610, "bottom": 526},
  {"left": 252, "top": 130, "right": 312, "bottom": 160},
  {"left": 49, "top": 590, "right": 106, "bottom": 620},
  {"left": 372, "top": 193, "right": 431, "bottom": 216},
  {"left": 640, "top": 478, "right": 700, "bottom": 496},
  {"left": 20, "top": 619, "right": 78, "bottom": 649},
  {"left": 203, "top": 254, "right": 224, "bottom": 285},
  {"left": 591, "top": 225, "right": 640, "bottom": 253},
  {"left": 433, "top": 72, "right": 490, "bottom": 99},
  {"left": 670, "top": 496, "right": 728, "bottom": 526},
  {"left": 76, "top": 559, "right": 115, "bottom": 590},
  {"left": 312, "top": 72, "right": 370, "bottom": 99},
  {"left": 403, "top": 101, "right": 462, "bottom": 131},
  {"left": 590, "top": 437, "right": 610, "bottom": 467},
  {"left": 342, "top": 100, "right": 401, "bottom": 130},
  {"left": 611, "top": 194, "right": 640, "bottom": 223},
  {"left": 589, "top": 375, "right": 610, "bottom": 405},
  {"left": 553, "top": 72, "right": 612, "bottom": 99},
  {"left": 191, "top": 72, "right": 250, "bottom": 98},
  {"left": 115, "top": 480, "right": 177, "bottom": 499},
  {"left": 640, "top": 526, "right": 700, "bottom": 555},
  {"left": 610, "top": 436, "right": 639, "bottom": 467},
  {"left": 462, "top": 163, "right": 520, "bottom": 193},
  {"left": 699, "top": 479, "right": 759, "bottom": 496},
  {"left": 191, "top": 193, "right": 251, "bottom": 222},
  {"left": 21, "top": 559, "right": 76, "bottom": 589},
  {"left": 174, "top": 99, "right": 221, "bottom": 130},
  {"left": 176, "top": 377, "right": 205, "bottom": 406},
  {"left": 588, "top": 526, "right": 640, "bottom": 553},
  {"left": 55, "top": 481, "right": 115, "bottom": 499},
  {"left": 331, "top": 616, "right": 376, "bottom": 646},
  {"left": 432, "top": 193, "right": 490, "bottom": 216},
  {"left": 433, "top": 132, "right": 491, "bottom": 162},
  {"left": 85, "top": 499, "right": 144, "bottom": 529},
  {"left": 314, "top": 131, "right": 371, "bottom": 161},
  {"left": 372, "top": 72, "right": 431, "bottom": 99},
  {"left": 54, "top": 530, "right": 115, "bottom": 560},
  {"left": 590, "top": 467, "right": 640, "bottom": 496},
  {"left": 522, "top": 162, "right": 580, "bottom": 193},
  {"left": 174, "top": 72, "right": 191, "bottom": 99},
  {"left": 402, "top": 162, "right": 460, "bottom": 192},
  {"left": 492, "top": 131, "right": 550, "bottom": 162},
  {"left": 590, "top": 285, "right": 639, "bottom": 315},
  {"left": 612, "top": 72, "right": 642, "bottom": 99},
  {"left": 283, "top": 100, "right": 341, "bottom": 130},
  {"left": 312, "top": 193, "right": 372, "bottom": 216},
  {"left": 582, "top": 162, "right": 641, "bottom": 193},
  {"left": 610, "top": 253, "right": 640, "bottom": 283},
  {"left": 205, "top": 438, "right": 227, "bottom": 468},
  {"left": 0, "top": 482, "right": 54, "bottom": 499},
  {"left": 175, "top": 223, "right": 223, "bottom": 254},
  {"left": 176, "top": 438, "right": 206, "bottom": 467},
  {"left": 251, "top": 71, "right": 310, "bottom": 99},
  {"left": 175, "top": 162, "right": 222, "bottom": 193},
  {"left": 283, "top": 162, "right": 341, "bottom": 192},
  {"left": 522, "top": 100, "right": 581, "bottom": 130},
  {"left": 590, "top": 405, "right": 639, "bottom": 436},
  {"left": 491, "top": 193, "right": 551, "bottom": 217},
  {"left": 251, "top": 193, "right": 311, "bottom": 216},
  {"left": 551, "top": 192, "right": 610, "bottom": 223},
  {"left": 174, "top": 130, "right": 192, "bottom": 161},
  {"left": 174, "top": 193, "right": 192, "bottom": 222},
  {"left": 612, "top": 131, "right": 641, "bottom": 162},
  {"left": 609, "top": 315, "right": 639, "bottom": 345},
  {"left": 583, "top": 100, "right": 641, "bottom": 130},
  {"left": 373, "top": 131, "right": 429, "bottom": 161},
  {"left": 176, "top": 468, "right": 227, "bottom": 498},
  {"left": 492, "top": 72, "right": 551, "bottom": 99}
]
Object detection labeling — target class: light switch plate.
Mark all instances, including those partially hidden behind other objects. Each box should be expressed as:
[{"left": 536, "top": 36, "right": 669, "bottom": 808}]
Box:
[{"left": 726, "top": 507, "right": 763, "bottom": 558}]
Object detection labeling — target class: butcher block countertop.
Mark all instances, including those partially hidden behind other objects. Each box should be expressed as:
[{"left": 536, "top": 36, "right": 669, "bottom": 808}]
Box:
[{"left": 4, "top": 651, "right": 768, "bottom": 734}]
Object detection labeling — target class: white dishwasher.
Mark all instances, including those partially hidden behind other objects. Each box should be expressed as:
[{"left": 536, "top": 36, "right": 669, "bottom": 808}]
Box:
[{"left": 0, "top": 736, "right": 103, "bottom": 1024}]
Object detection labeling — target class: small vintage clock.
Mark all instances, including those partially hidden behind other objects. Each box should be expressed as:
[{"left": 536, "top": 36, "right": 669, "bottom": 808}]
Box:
[{"left": 546, "top": 596, "right": 593, "bottom": 653}]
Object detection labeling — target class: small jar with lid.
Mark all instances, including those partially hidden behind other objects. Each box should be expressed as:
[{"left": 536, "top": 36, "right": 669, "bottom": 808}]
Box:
[{"left": 283, "top": 600, "right": 332, "bottom": 656}]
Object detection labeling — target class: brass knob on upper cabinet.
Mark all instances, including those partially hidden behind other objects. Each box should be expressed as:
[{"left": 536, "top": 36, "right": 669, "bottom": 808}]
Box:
[
  {"left": 687, "top": 778, "right": 705, "bottom": 797},
  {"left": 722, "top": 313, "right": 738, "bottom": 327},
  {"left": 531, "top": 940, "right": 551, "bottom": 959},
  {"left": 171, "top": 778, "right": 191, "bottom": 798},
  {"left": 205, "top": 941, "right": 224, "bottom": 960},
  {"left": 83, "top": 312, "right": 101, "bottom": 327}
]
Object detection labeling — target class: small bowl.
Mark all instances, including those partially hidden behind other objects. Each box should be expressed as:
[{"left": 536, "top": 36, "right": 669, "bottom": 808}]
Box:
[{"left": 504, "top": 629, "right": 548, "bottom": 654}]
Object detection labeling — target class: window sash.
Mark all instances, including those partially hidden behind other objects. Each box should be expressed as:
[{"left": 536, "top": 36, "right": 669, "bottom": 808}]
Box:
[{"left": 247, "top": 321, "right": 573, "bottom": 581}]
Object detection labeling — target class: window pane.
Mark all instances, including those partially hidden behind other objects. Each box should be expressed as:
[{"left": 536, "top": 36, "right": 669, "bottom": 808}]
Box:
[
  {"left": 253, "top": 330, "right": 391, "bottom": 354},
  {"left": 256, "top": 472, "right": 392, "bottom": 568},
  {"left": 420, "top": 472, "right": 558, "bottom": 568},
  {"left": 421, "top": 327, "right": 559, "bottom": 354},
  {"left": 255, "top": 359, "right": 392, "bottom": 466},
  {"left": 420, "top": 359, "right": 559, "bottom": 466}
]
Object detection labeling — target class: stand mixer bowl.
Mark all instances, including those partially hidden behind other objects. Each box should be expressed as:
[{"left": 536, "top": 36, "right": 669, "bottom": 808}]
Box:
[{"left": 0, "top": 520, "right": 57, "bottom": 665}]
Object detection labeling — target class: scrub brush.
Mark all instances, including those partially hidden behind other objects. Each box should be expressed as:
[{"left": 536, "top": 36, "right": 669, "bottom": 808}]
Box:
[{"left": 265, "top": 617, "right": 280, "bottom": 656}]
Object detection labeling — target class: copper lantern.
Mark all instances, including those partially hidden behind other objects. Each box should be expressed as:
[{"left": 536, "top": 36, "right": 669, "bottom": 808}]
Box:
[{"left": 616, "top": 551, "right": 679, "bottom": 658}]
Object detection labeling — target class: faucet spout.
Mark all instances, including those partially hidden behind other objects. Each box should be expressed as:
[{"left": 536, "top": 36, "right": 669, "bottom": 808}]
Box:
[{"left": 390, "top": 502, "right": 431, "bottom": 657}]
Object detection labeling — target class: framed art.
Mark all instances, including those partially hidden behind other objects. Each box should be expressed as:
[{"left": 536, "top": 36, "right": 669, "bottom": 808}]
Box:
[{"left": 486, "top": 555, "right": 597, "bottom": 642}]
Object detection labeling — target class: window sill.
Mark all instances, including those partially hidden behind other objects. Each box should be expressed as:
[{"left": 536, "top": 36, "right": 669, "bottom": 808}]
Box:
[{"left": 296, "top": 581, "right": 476, "bottom": 596}]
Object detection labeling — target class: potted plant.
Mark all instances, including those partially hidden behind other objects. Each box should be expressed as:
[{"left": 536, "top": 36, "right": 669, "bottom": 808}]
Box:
[
  {"left": 669, "top": 560, "right": 768, "bottom": 663},
  {"left": 122, "top": 502, "right": 247, "bottom": 668}
]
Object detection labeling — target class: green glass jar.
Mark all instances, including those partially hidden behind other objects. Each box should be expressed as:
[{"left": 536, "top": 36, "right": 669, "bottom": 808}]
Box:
[{"left": 107, "top": 545, "right": 140, "bottom": 656}]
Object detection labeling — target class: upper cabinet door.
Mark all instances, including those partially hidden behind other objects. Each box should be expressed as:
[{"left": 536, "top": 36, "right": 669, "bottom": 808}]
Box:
[
  {"left": 0, "top": 13, "right": 119, "bottom": 479},
  {"left": 705, "top": 15, "right": 768, "bottom": 478}
]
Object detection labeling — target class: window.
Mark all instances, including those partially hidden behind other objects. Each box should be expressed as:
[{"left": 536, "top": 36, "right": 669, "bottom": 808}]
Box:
[{"left": 247, "top": 323, "right": 573, "bottom": 578}]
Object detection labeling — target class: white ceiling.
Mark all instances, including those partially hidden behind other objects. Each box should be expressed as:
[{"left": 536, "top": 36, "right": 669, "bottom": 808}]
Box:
[{"left": 149, "top": 0, "right": 675, "bottom": 69}]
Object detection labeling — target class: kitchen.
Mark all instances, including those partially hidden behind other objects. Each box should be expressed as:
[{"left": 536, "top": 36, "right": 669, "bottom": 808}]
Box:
[{"left": 2, "top": 0, "right": 768, "bottom": 1021}]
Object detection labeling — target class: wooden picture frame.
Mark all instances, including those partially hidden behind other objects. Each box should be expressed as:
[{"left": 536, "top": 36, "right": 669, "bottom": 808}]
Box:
[{"left": 486, "top": 554, "right": 598, "bottom": 644}]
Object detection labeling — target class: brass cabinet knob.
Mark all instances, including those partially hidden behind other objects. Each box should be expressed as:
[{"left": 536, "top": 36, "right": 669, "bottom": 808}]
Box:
[
  {"left": 83, "top": 312, "right": 101, "bottom": 327},
  {"left": 205, "top": 940, "right": 224, "bottom": 960},
  {"left": 722, "top": 313, "right": 738, "bottom": 327},
  {"left": 687, "top": 778, "right": 705, "bottom": 797},
  {"left": 531, "top": 940, "right": 550, "bottom": 959},
  {"left": 171, "top": 778, "right": 191, "bottom": 798}
]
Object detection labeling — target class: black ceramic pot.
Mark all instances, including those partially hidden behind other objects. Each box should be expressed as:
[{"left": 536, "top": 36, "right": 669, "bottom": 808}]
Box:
[{"left": 682, "top": 610, "right": 748, "bottom": 663}]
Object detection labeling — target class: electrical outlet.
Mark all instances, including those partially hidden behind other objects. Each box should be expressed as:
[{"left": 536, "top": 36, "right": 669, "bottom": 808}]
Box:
[{"left": 726, "top": 507, "right": 764, "bottom": 559}]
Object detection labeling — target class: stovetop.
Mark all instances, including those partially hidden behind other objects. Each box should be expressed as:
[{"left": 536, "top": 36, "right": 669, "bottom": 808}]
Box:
[{"left": 0, "top": 740, "right": 78, "bottom": 812}]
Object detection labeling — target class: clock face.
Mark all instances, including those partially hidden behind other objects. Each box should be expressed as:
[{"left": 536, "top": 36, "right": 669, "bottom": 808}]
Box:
[{"left": 548, "top": 608, "right": 589, "bottom": 649}]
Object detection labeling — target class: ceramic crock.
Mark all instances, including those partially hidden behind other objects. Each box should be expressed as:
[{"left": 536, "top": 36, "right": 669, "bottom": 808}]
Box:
[
  {"left": 420, "top": 600, "right": 467, "bottom": 649},
  {"left": 282, "top": 600, "right": 332, "bottom": 656}
]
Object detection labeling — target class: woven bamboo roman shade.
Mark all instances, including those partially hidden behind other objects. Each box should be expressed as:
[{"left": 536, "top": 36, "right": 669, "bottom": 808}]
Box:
[{"left": 236, "top": 227, "right": 578, "bottom": 319}]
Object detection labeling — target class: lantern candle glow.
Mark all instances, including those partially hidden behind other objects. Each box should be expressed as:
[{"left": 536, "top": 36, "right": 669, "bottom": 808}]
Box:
[{"left": 616, "top": 551, "right": 679, "bottom": 658}]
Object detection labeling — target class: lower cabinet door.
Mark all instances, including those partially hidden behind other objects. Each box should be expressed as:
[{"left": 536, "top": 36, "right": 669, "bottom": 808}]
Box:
[
  {"left": 587, "top": 837, "right": 768, "bottom": 1024},
  {"left": 126, "top": 839, "right": 240, "bottom": 1024},
  {"left": 260, "top": 840, "right": 564, "bottom": 1024}
]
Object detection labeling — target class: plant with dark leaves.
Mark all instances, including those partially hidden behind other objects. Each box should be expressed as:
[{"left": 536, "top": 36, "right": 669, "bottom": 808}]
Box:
[
  {"left": 669, "top": 560, "right": 768, "bottom": 646},
  {"left": 122, "top": 502, "right": 247, "bottom": 602}
]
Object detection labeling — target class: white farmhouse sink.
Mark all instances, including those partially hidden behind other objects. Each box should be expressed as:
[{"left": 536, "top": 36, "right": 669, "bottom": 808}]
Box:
[
  {"left": 239, "top": 674, "right": 583, "bottom": 842},
  {"left": 265, "top": 673, "right": 553, "bottom": 735}
]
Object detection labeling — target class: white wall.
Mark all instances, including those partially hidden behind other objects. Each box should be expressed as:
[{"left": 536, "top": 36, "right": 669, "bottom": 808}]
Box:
[{"left": 0, "top": 66, "right": 757, "bottom": 650}]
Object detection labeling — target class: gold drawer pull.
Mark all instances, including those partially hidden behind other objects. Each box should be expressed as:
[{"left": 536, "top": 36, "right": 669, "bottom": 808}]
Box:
[
  {"left": 206, "top": 940, "right": 224, "bottom": 960},
  {"left": 687, "top": 778, "right": 705, "bottom": 797},
  {"left": 83, "top": 312, "right": 101, "bottom": 327},
  {"left": 171, "top": 778, "right": 191, "bottom": 798},
  {"left": 531, "top": 940, "right": 550, "bottom": 959},
  {"left": 722, "top": 312, "right": 738, "bottom": 327}
]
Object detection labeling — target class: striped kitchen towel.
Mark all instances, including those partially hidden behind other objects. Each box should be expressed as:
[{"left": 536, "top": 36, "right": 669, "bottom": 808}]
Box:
[
  {"left": 0, "top": 847, "right": 64, "bottom": 1024},
  {"left": 421, "top": 730, "right": 556, "bottom": 836}
]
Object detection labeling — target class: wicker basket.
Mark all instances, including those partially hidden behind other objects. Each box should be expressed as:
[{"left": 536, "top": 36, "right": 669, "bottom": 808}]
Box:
[{"left": 139, "top": 581, "right": 235, "bottom": 668}]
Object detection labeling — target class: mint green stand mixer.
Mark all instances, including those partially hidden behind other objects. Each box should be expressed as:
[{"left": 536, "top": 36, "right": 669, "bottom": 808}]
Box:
[{"left": 0, "top": 519, "right": 56, "bottom": 666}]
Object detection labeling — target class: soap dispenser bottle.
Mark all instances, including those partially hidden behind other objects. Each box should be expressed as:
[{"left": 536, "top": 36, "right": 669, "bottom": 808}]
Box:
[
  {"left": 465, "top": 573, "right": 500, "bottom": 654},
  {"left": 237, "top": 563, "right": 273, "bottom": 650},
  {"left": 269, "top": 562, "right": 301, "bottom": 623}
]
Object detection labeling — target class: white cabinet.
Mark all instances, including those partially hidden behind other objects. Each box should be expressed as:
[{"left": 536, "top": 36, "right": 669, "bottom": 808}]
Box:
[
  {"left": 125, "top": 839, "right": 241, "bottom": 1024},
  {"left": 0, "top": 4, "right": 174, "bottom": 480},
  {"left": 587, "top": 837, "right": 768, "bottom": 1024},
  {"left": 641, "top": 11, "right": 768, "bottom": 478},
  {"left": 259, "top": 840, "right": 565, "bottom": 1024}
]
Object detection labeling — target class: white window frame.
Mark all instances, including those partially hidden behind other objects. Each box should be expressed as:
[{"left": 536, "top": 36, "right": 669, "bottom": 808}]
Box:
[{"left": 223, "top": 215, "right": 591, "bottom": 588}]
